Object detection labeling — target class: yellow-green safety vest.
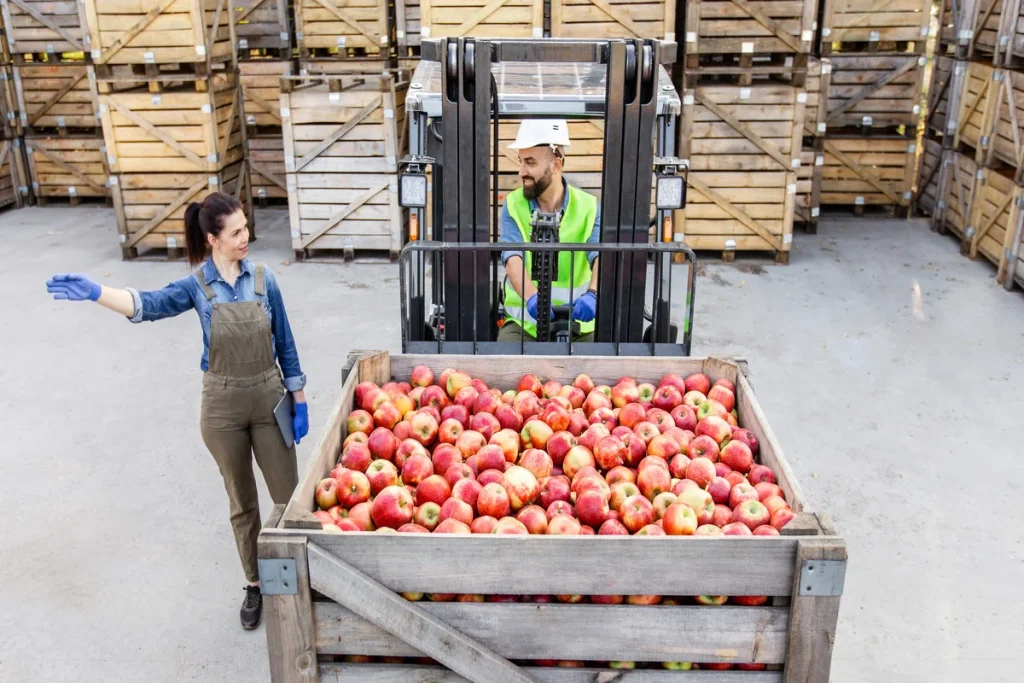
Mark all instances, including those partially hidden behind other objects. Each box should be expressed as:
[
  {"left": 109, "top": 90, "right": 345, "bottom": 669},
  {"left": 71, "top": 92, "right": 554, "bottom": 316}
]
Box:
[{"left": 503, "top": 184, "right": 598, "bottom": 337}]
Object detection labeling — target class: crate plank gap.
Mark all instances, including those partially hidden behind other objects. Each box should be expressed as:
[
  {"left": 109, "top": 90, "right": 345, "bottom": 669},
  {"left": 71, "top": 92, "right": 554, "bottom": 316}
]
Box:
[
  {"left": 676, "top": 84, "right": 806, "bottom": 263},
  {"left": 682, "top": 0, "right": 814, "bottom": 87},
  {"left": 0, "top": 0, "right": 89, "bottom": 58},
  {"left": 820, "top": 136, "right": 915, "bottom": 215},
  {"left": 232, "top": 0, "right": 291, "bottom": 56},
  {"left": 281, "top": 72, "right": 407, "bottom": 261},
  {"left": 823, "top": 53, "right": 926, "bottom": 135},
  {"left": 550, "top": 0, "right": 674, "bottom": 40},
  {"left": 819, "top": 0, "right": 931, "bottom": 56},
  {"left": 294, "top": 0, "right": 394, "bottom": 61},
  {"left": 420, "top": 0, "right": 544, "bottom": 41},
  {"left": 260, "top": 351, "right": 846, "bottom": 683}
]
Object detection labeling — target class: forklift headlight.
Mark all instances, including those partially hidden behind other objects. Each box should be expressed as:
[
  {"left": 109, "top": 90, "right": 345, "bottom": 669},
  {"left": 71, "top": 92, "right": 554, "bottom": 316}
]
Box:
[
  {"left": 399, "top": 172, "right": 428, "bottom": 209},
  {"left": 656, "top": 174, "right": 685, "bottom": 210}
]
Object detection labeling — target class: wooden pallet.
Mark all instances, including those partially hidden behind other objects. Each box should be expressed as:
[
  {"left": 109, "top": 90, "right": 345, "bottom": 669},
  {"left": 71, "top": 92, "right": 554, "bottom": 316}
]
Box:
[
  {"left": 249, "top": 135, "right": 287, "bottom": 203},
  {"left": 97, "top": 72, "right": 244, "bottom": 174},
  {"left": 294, "top": 0, "right": 391, "bottom": 56},
  {"left": 0, "top": 137, "right": 28, "bottom": 210},
  {"left": 262, "top": 351, "right": 845, "bottom": 683},
  {"left": 820, "top": 136, "right": 916, "bottom": 210},
  {"left": 824, "top": 53, "right": 926, "bottom": 132},
  {"left": 924, "top": 55, "right": 963, "bottom": 141},
  {"left": 915, "top": 137, "right": 944, "bottom": 218},
  {"left": 819, "top": 0, "right": 931, "bottom": 55},
  {"left": 13, "top": 63, "right": 100, "bottom": 135},
  {"left": 675, "top": 84, "right": 805, "bottom": 263},
  {"left": 0, "top": 0, "right": 89, "bottom": 56},
  {"left": 281, "top": 73, "right": 407, "bottom": 260},
  {"left": 81, "top": 0, "right": 235, "bottom": 66},
  {"left": 420, "top": 0, "right": 543, "bottom": 40},
  {"left": 240, "top": 58, "right": 292, "bottom": 135},
  {"left": 965, "top": 166, "right": 1023, "bottom": 280},
  {"left": 395, "top": 0, "right": 422, "bottom": 58},
  {"left": 933, "top": 149, "right": 978, "bottom": 238},
  {"left": 936, "top": 0, "right": 1016, "bottom": 61},
  {"left": 111, "top": 159, "right": 253, "bottom": 259},
  {"left": 551, "top": 0, "right": 674, "bottom": 39},
  {"left": 232, "top": 0, "right": 291, "bottom": 53},
  {"left": 24, "top": 134, "right": 110, "bottom": 202}
]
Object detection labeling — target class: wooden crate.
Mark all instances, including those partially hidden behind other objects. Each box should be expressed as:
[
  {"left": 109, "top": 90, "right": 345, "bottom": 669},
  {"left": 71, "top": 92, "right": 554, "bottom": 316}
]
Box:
[
  {"left": 1005, "top": 193, "right": 1024, "bottom": 289},
  {"left": 0, "top": 0, "right": 88, "bottom": 56},
  {"left": 249, "top": 135, "right": 286, "bottom": 203},
  {"left": 0, "top": 64, "right": 21, "bottom": 138},
  {"left": 24, "top": 134, "right": 110, "bottom": 202},
  {"left": 551, "top": 0, "right": 674, "bottom": 39},
  {"left": 937, "top": 0, "right": 1014, "bottom": 61},
  {"left": 420, "top": 0, "right": 543, "bottom": 40},
  {"left": 97, "top": 72, "right": 244, "bottom": 174},
  {"left": 496, "top": 119, "right": 606, "bottom": 203},
  {"left": 261, "top": 351, "right": 846, "bottom": 683},
  {"left": 925, "top": 55, "right": 963, "bottom": 141},
  {"left": 396, "top": 0, "right": 422, "bottom": 57},
  {"left": 969, "top": 64, "right": 1024, "bottom": 182},
  {"left": 110, "top": 160, "right": 253, "bottom": 259},
  {"left": 232, "top": 0, "right": 291, "bottom": 52},
  {"left": 994, "top": 0, "right": 1024, "bottom": 66},
  {"left": 819, "top": 0, "right": 931, "bottom": 54},
  {"left": 915, "top": 137, "right": 944, "bottom": 218},
  {"left": 298, "top": 58, "right": 393, "bottom": 76},
  {"left": 675, "top": 84, "right": 806, "bottom": 263},
  {"left": 965, "top": 166, "right": 1024, "bottom": 279},
  {"left": 820, "top": 136, "right": 915, "bottom": 210},
  {"left": 795, "top": 138, "right": 822, "bottom": 233},
  {"left": 240, "top": 58, "right": 292, "bottom": 134},
  {"left": 933, "top": 149, "right": 978, "bottom": 238},
  {"left": 0, "top": 137, "right": 27, "bottom": 210},
  {"left": 803, "top": 57, "right": 829, "bottom": 136},
  {"left": 13, "top": 63, "right": 100, "bottom": 135},
  {"left": 81, "top": 0, "right": 235, "bottom": 66},
  {"left": 281, "top": 73, "right": 407, "bottom": 259},
  {"left": 824, "top": 53, "right": 926, "bottom": 131},
  {"left": 294, "top": 0, "right": 391, "bottom": 56},
  {"left": 682, "top": 0, "right": 813, "bottom": 81}
]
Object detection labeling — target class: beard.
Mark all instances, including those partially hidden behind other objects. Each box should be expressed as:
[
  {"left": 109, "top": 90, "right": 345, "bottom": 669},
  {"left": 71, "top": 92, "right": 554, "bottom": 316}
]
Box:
[{"left": 522, "top": 167, "right": 554, "bottom": 200}]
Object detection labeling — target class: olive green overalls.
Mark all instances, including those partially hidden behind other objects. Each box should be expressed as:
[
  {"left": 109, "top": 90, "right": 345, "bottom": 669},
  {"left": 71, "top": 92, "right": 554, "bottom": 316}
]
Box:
[{"left": 197, "top": 264, "right": 298, "bottom": 583}]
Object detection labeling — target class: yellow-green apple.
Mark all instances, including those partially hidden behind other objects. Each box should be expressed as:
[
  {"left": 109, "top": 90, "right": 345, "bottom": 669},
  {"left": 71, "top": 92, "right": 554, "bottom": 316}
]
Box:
[
  {"left": 637, "top": 383, "right": 656, "bottom": 407},
  {"left": 729, "top": 483, "right": 759, "bottom": 509},
  {"left": 696, "top": 399, "right": 728, "bottom": 422},
  {"left": 545, "top": 431, "right": 576, "bottom": 467},
  {"left": 719, "top": 440, "right": 752, "bottom": 473},
  {"left": 494, "top": 403, "right": 523, "bottom": 431},
  {"left": 516, "top": 505, "right": 549, "bottom": 534},
  {"left": 470, "top": 516, "right": 498, "bottom": 533},
  {"left": 748, "top": 464, "right": 776, "bottom": 486},
  {"left": 434, "top": 518, "right": 471, "bottom": 534},
  {"left": 450, "top": 477, "right": 482, "bottom": 513},
  {"left": 579, "top": 424, "right": 610, "bottom": 451},
  {"left": 541, "top": 403, "right": 570, "bottom": 432},
  {"left": 714, "top": 462, "right": 732, "bottom": 478},
  {"left": 409, "top": 365, "right": 434, "bottom": 388},
  {"left": 771, "top": 507, "right": 796, "bottom": 530},
  {"left": 669, "top": 453, "right": 692, "bottom": 479},
  {"left": 762, "top": 495, "right": 789, "bottom": 517},
  {"left": 695, "top": 416, "right": 731, "bottom": 445},
  {"left": 517, "top": 373, "right": 542, "bottom": 396},
  {"left": 670, "top": 404, "right": 697, "bottom": 432},
  {"left": 340, "top": 442, "right": 372, "bottom": 472},
  {"left": 473, "top": 390, "right": 502, "bottom": 415},
  {"left": 348, "top": 501, "right": 375, "bottom": 531},
  {"left": 491, "top": 517, "right": 529, "bottom": 535},
  {"left": 685, "top": 456, "right": 716, "bottom": 488},
  {"left": 501, "top": 465, "right": 540, "bottom": 510},
  {"left": 652, "top": 385, "right": 683, "bottom": 412},
  {"left": 593, "top": 435, "right": 626, "bottom": 470},
  {"left": 315, "top": 478, "right": 339, "bottom": 510},
  {"left": 395, "top": 438, "right": 428, "bottom": 469},
  {"left": 453, "top": 386, "right": 478, "bottom": 412},
  {"left": 753, "top": 525, "right": 779, "bottom": 537},
  {"left": 477, "top": 469, "right": 504, "bottom": 487},
  {"left": 367, "top": 427, "right": 399, "bottom": 461},
  {"left": 647, "top": 434, "right": 681, "bottom": 460},
  {"left": 733, "top": 500, "right": 770, "bottom": 530},
  {"left": 575, "top": 489, "right": 610, "bottom": 528},
  {"left": 708, "top": 385, "right": 735, "bottom": 412},
  {"left": 626, "top": 594, "right": 662, "bottom": 604},
  {"left": 620, "top": 494, "right": 655, "bottom": 532},
  {"left": 346, "top": 409, "right": 374, "bottom": 436},
  {"left": 645, "top": 408, "right": 673, "bottom": 433},
  {"left": 545, "top": 500, "right": 575, "bottom": 520},
  {"left": 415, "top": 474, "right": 451, "bottom": 506},
  {"left": 455, "top": 430, "right": 487, "bottom": 458},
  {"left": 610, "top": 382, "right": 639, "bottom": 408},
  {"left": 409, "top": 411, "right": 438, "bottom": 447},
  {"left": 342, "top": 431, "right": 368, "bottom": 451},
  {"left": 707, "top": 476, "right": 732, "bottom": 505},
  {"left": 474, "top": 444, "right": 505, "bottom": 472},
  {"left": 712, "top": 504, "right": 733, "bottom": 527},
  {"left": 684, "top": 373, "right": 711, "bottom": 394},
  {"left": 567, "top": 410, "right": 589, "bottom": 436},
  {"left": 605, "top": 465, "right": 635, "bottom": 486},
  {"left": 547, "top": 514, "right": 582, "bottom": 535},
  {"left": 443, "top": 463, "right": 475, "bottom": 488},
  {"left": 695, "top": 595, "right": 728, "bottom": 606},
  {"left": 730, "top": 428, "right": 760, "bottom": 456},
  {"left": 682, "top": 390, "right": 706, "bottom": 410},
  {"left": 677, "top": 487, "right": 715, "bottom": 525},
  {"left": 609, "top": 661, "right": 635, "bottom": 670},
  {"left": 470, "top": 412, "right": 500, "bottom": 441},
  {"left": 519, "top": 449, "right": 553, "bottom": 480},
  {"left": 446, "top": 371, "right": 472, "bottom": 399},
  {"left": 688, "top": 435, "right": 720, "bottom": 462},
  {"left": 755, "top": 482, "right": 783, "bottom": 501},
  {"left": 441, "top": 404, "right": 469, "bottom": 429},
  {"left": 598, "top": 518, "right": 629, "bottom": 535},
  {"left": 439, "top": 498, "right": 474, "bottom": 526},
  {"left": 662, "top": 502, "right": 698, "bottom": 535},
  {"left": 539, "top": 475, "right": 571, "bottom": 508},
  {"left": 722, "top": 521, "right": 753, "bottom": 536},
  {"left": 695, "top": 524, "right": 722, "bottom": 536},
  {"left": 477, "top": 482, "right": 510, "bottom": 518},
  {"left": 501, "top": 390, "right": 516, "bottom": 405},
  {"left": 371, "top": 485, "right": 415, "bottom": 529},
  {"left": 366, "top": 459, "right": 398, "bottom": 497},
  {"left": 573, "top": 373, "right": 595, "bottom": 394},
  {"left": 562, "top": 445, "right": 596, "bottom": 479},
  {"left": 413, "top": 502, "right": 441, "bottom": 531},
  {"left": 637, "top": 464, "right": 671, "bottom": 500},
  {"left": 397, "top": 523, "right": 429, "bottom": 533},
  {"left": 672, "top": 478, "right": 700, "bottom": 496},
  {"left": 662, "top": 662, "right": 694, "bottom": 670},
  {"left": 336, "top": 470, "right": 371, "bottom": 507},
  {"left": 582, "top": 390, "right": 612, "bottom": 416},
  {"left": 394, "top": 394, "right": 416, "bottom": 418},
  {"left": 652, "top": 491, "right": 678, "bottom": 519},
  {"left": 520, "top": 419, "right": 553, "bottom": 451}
]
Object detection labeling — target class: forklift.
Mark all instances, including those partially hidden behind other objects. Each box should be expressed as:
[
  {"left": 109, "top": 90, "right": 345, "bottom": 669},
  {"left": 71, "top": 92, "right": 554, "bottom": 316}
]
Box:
[{"left": 395, "top": 37, "right": 697, "bottom": 356}]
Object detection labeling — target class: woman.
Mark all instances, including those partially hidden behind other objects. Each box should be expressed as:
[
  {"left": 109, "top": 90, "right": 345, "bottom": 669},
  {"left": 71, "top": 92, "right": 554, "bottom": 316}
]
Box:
[{"left": 46, "top": 192, "right": 308, "bottom": 631}]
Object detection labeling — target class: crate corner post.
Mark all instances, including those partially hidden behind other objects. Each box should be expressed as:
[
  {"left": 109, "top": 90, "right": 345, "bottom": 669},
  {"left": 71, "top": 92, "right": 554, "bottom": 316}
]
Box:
[{"left": 259, "top": 533, "right": 318, "bottom": 683}]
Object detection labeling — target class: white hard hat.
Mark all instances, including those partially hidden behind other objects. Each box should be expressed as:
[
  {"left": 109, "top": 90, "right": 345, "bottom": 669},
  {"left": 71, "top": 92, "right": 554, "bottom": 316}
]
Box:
[{"left": 507, "top": 119, "right": 572, "bottom": 151}]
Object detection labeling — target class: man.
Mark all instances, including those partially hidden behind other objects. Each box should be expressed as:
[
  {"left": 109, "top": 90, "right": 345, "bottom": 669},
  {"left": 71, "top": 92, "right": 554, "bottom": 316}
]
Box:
[{"left": 498, "top": 119, "right": 601, "bottom": 342}]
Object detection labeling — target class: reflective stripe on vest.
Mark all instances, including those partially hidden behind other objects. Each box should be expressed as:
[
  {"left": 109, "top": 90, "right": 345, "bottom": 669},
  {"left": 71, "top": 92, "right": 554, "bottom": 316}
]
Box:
[{"left": 503, "top": 184, "right": 598, "bottom": 337}]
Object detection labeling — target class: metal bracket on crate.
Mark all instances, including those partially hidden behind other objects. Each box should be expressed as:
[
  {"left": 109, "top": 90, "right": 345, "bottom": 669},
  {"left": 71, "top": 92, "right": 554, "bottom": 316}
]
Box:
[
  {"left": 799, "top": 559, "right": 846, "bottom": 597},
  {"left": 258, "top": 559, "right": 298, "bottom": 595}
]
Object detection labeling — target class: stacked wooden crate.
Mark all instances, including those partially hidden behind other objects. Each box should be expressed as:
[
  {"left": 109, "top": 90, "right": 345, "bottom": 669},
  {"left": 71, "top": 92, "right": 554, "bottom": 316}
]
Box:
[
  {"left": 295, "top": 0, "right": 395, "bottom": 74},
  {"left": 281, "top": 72, "right": 407, "bottom": 260},
  {"left": 919, "top": 0, "right": 1024, "bottom": 290},
  {"left": 86, "top": 0, "right": 253, "bottom": 259},
  {"left": 0, "top": 9, "right": 26, "bottom": 211}
]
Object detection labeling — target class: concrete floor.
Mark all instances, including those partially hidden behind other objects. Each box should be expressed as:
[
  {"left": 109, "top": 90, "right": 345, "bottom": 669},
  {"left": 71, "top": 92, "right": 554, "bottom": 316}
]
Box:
[{"left": 1, "top": 206, "right": 1022, "bottom": 682}]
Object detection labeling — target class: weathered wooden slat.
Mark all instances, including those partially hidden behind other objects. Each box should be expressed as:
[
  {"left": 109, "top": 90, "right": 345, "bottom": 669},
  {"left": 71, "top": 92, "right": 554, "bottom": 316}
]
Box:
[
  {"left": 319, "top": 663, "right": 783, "bottom": 682},
  {"left": 8, "top": 0, "right": 84, "bottom": 50},
  {"left": 125, "top": 176, "right": 208, "bottom": 248},
  {"left": 307, "top": 543, "right": 535, "bottom": 683},
  {"left": 311, "top": 0, "right": 383, "bottom": 44},
  {"left": 299, "top": 180, "right": 389, "bottom": 248},
  {"left": 25, "top": 142, "right": 107, "bottom": 193},
  {"left": 294, "top": 95, "right": 381, "bottom": 172},
  {"left": 94, "top": 0, "right": 176, "bottom": 64},
  {"left": 104, "top": 97, "right": 208, "bottom": 170},
  {"left": 781, "top": 538, "right": 846, "bottom": 683},
  {"left": 728, "top": 0, "right": 803, "bottom": 51},
  {"left": 259, "top": 535, "right": 318, "bottom": 683},
  {"left": 688, "top": 174, "right": 785, "bottom": 250},
  {"left": 314, "top": 601, "right": 789, "bottom": 663}
]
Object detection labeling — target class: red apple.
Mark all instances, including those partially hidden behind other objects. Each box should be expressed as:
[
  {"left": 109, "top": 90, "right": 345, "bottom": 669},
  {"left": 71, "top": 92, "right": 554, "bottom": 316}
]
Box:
[
  {"left": 685, "top": 457, "right": 716, "bottom": 488},
  {"left": 473, "top": 444, "right": 505, "bottom": 473},
  {"left": 687, "top": 434, "right": 721, "bottom": 462},
  {"left": 695, "top": 524, "right": 722, "bottom": 536},
  {"left": 618, "top": 402, "right": 647, "bottom": 429},
  {"left": 605, "top": 465, "right": 635, "bottom": 486},
  {"left": 477, "top": 469, "right": 504, "bottom": 487},
  {"left": 714, "top": 462, "right": 733, "bottom": 478},
  {"left": 708, "top": 385, "right": 735, "bottom": 412},
  {"left": 415, "top": 474, "right": 451, "bottom": 507},
  {"left": 435, "top": 518, "right": 471, "bottom": 534},
  {"left": 609, "top": 481, "right": 641, "bottom": 512},
  {"left": 366, "top": 459, "right": 399, "bottom": 496},
  {"left": 372, "top": 401, "right": 401, "bottom": 430},
  {"left": 516, "top": 373, "right": 541, "bottom": 396},
  {"left": 662, "top": 502, "right": 698, "bottom": 535},
  {"left": 725, "top": 471, "right": 747, "bottom": 488},
  {"left": 712, "top": 504, "right": 733, "bottom": 527},
  {"left": 443, "top": 463, "right": 475, "bottom": 488},
  {"left": 545, "top": 431, "right": 576, "bottom": 467},
  {"left": 494, "top": 403, "right": 523, "bottom": 431},
  {"left": 315, "top": 478, "right": 339, "bottom": 510},
  {"left": 610, "top": 382, "right": 639, "bottom": 408},
  {"left": 336, "top": 470, "right": 371, "bottom": 508},
  {"left": 729, "top": 483, "right": 759, "bottom": 509},
  {"left": 695, "top": 416, "right": 732, "bottom": 446},
  {"left": 541, "top": 404, "right": 571, "bottom": 432},
  {"left": 707, "top": 476, "right": 732, "bottom": 505},
  {"left": 748, "top": 464, "right": 776, "bottom": 486},
  {"left": 573, "top": 373, "right": 595, "bottom": 394},
  {"left": 370, "top": 485, "right": 415, "bottom": 529},
  {"left": 348, "top": 501, "right": 374, "bottom": 531},
  {"left": 519, "top": 448, "right": 553, "bottom": 480},
  {"left": 477, "top": 482, "right": 511, "bottom": 518},
  {"left": 473, "top": 390, "right": 502, "bottom": 415},
  {"left": 755, "top": 482, "right": 783, "bottom": 501},
  {"left": 487, "top": 429, "right": 519, "bottom": 464},
  {"left": 645, "top": 408, "right": 674, "bottom": 433},
  {"left": 676, "top": 486, "right": 715, "bottom": 525},
  {"left": 394, "top": 438, "right": 428, "bottom": 470},
  {"left": 413, "top": 502, "right": 441, "bottom": 531},
  {"left": 539, "top": 476, "right": 571, "bottom": 509},
  {"left": 620, "top": 494, "right": 655, "bottom": 532},
  {"left": 546, "top": 500, "right": 575, "bottom": 520},
  {"left": 714, "top": 377, "right": 735, "bottom": 392},
  {"left": 771, "top": 507, "right": 796, "bottom": 531},
  {"left": 597, "top": 518, "right": 628, "bottom": 535},
  {"left": 367, "top": 427, "right": 399, "bottom": 461},
  {"left": 652, "top": 491, "right": 678, "bottom": 519},
  {"left": 432, "top": 443, "right": 462, "bottom": 476},
  {"left": 470, "top": 516, "right": 498, "bottom": 533},
  {"left": 562, "top": 446, "right": 596, "bottom": 479},
  {"left": 669, "top": 453, "right": 692, "bottom": 479},
  {"left": 392, "top": 422, "right": 412, "bottom": 441},
  {"left": 567, "top": 410, "right": 589, "bottom": 436},
  {"left": 445, "top": 371, "right": 471, "bottom": 399},
  {"left": 669, "top": 404, "right": 697, "bottom": 432},
  {"left": 408, "top": 386, "right": 425, "bottom": 408},
  {"left": 762, "top": 495, "right": 790, "bottom": 517},
  {"left": 559, "top": 385, "right": 586, "bottom": 409},
  {"left": 516, "top": 505, "right": 549, "bottom": 534},
  {"left": 469, "top": 412, "right": 500, "bottom": 442},
  {"left": 409, "top": 365, "right": 434, "bottom": 388},
  {"left": 636, "top": 524, "right": 665, "bottom": 536},
  {"left": 672, "top": 478, "right": 699, "bottom": 496},
  {"left": 501, "top": 465, "right": 540, "bottom": 510},
  {"left": 733, "top": 500, "right": 770, "bottom": 530},
  {"left": 579, "top": 424, "right": 611, "bottom": 451},
  {"left": 721, "top": 521, "right": 752, "bottom": 536},
  {"left": 520, "top": 420, "right": 554, "bottom": 450},
  {"left": 684, "top": 373, "right": 711, "bottom": 394},
  {"left": 620, "top": 433, "right": 647, "bottom": 466},
  {"left": 489, "top": 517, "right": 529, "bottom": 535},
  {"left": 342, "top": 431, "right": 368, "bottom": 450},
  {"left": 575, "top": 490, "right": 610, "bottom": 528},
  {"left": 455, "top": 430, "right": 487, "bottom": 459},
  {"left": 592, "top": 435, "right": 626, "bottom": 470},
  {"left": 437, "top": 418, "right": 464, "bottom": 445},
  {"left": 439, "top": 498, "right": 474, "bottom": 526},
  {"left": 637, "top": 464, "right": 671, "bottom": 500},
  {"left": 730, "top": 428, "right": 760, "bottom": 457},
  {"left": 340, "top": 442, "right": 372, "bottom": 472},
  {"left": 346, "top": 409, "right": 374, "bottom": 436},
  {"left": 719, "top": 440, "right": 753, "bottom": 473},
  {"left": 753, "top": 525, "right": 780, "bottom": 537},
  {"left": 409, "top": 411, "right": 439, "bottom": 447},
  {"left": 647, "top": 434, "right": 681, "bottom": 460},
  {"left": 651, "top": 385, "right": 683, "bottom": 412},
  {"left": 420, "top": 385, "right": 448, "bottom": 413},
  {"left": 588, "top": 407, "right": 617, "bottom": 431},
  {"left": 547, "top": 514, "right": 582, "bottom": 535},
  {"left": 397, "top": 523, "right": 429, "bottom": 533},
  {"left": 513, "top": 390, "right": 541, "bottom": 421},
  {"left": 360, "top": 387, "right": 388, "bottom": 413},
  {"left": 449, "top": 477, "right": 482, "bottom": 513},
  {"left": 400, "top": 453, "right": 432, "bottom": 487}
]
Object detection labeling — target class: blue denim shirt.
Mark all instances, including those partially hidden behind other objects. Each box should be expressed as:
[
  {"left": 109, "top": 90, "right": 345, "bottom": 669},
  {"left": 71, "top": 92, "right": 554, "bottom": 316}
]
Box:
[
  {"left": 499, "top": 178, "right": 601, "bottom": 266},
  {"left": 126, "top": 258, "right": 306, "bottom": 392}
]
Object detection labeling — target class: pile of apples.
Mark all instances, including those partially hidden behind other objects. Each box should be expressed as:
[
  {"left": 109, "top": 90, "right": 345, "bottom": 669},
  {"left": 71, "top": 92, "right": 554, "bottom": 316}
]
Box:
[{"left": 315, "top": 366, "right": 795, "bottom": 538}]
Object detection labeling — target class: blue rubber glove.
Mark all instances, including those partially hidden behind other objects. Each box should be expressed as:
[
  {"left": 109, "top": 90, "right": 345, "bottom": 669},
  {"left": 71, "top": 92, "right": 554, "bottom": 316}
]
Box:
[
  {"left": 526, "top": 294, "right": 554, "bottom": 321},
  {"left": 46, "top": 273, "right": 101, "bottom": 302},
  {"left": 293, "top": 401, "right": 309, "bottom": 445},
  {"left": 572, "top": 291, "right": 597, "bottom": 322}
]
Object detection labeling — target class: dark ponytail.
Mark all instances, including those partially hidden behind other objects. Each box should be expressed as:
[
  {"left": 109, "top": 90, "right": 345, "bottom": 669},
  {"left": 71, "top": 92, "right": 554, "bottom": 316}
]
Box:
[{"left": 184, "top": 191, "right": 244, "bottom": 267}]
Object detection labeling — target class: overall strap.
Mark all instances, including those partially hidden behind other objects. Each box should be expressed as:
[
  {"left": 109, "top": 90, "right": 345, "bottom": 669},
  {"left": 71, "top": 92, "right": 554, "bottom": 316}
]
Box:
[
  {"left": 254, "top": 264, "right": 266, "bottom": 296},
  {"left": 193, "top": 270, "right": 216, "bottom": 300}
]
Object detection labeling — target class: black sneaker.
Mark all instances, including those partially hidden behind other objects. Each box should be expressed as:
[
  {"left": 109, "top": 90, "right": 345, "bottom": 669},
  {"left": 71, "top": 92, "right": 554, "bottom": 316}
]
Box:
[{"left": 240, "top": 585, "right": 262, "bottom": 630}]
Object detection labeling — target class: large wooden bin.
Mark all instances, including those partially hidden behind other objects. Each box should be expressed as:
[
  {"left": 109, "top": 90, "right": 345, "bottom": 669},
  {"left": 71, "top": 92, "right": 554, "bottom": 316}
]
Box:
[
  {"left": 420, "top": 0, "right": 544, "bottom": 40},
  {"left": 259, "top": 351, "right": 846, "bottom": 683}
]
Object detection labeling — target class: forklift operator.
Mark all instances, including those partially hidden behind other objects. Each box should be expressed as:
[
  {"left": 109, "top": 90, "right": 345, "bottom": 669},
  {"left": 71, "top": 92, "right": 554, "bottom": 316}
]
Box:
[{"left": 498, "top": 119, "right": 601, "bottom": 342}]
